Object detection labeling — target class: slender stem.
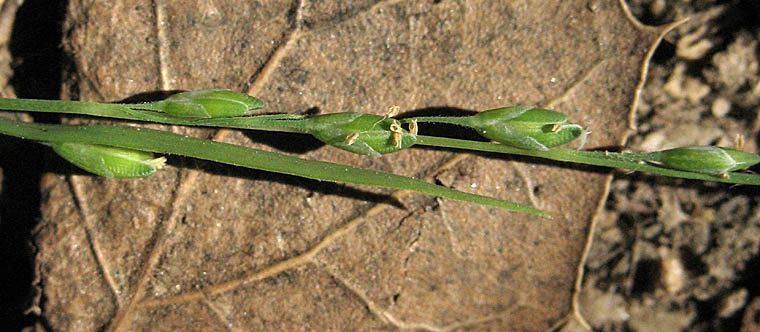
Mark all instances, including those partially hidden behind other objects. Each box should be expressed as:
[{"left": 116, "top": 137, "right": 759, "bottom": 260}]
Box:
[
  {"left": 0, "top": 98, "right": 310, "bottom": 133},
  {"left": 190, "top": 115, "right": 309, "bottom": 133},
  {"left": 0, "top": 118, "right": 550, "bottom": 218},
  {"left": 2, "top": 97, "right": 758, "bottom": 185},
  {"left": 0, "top": 98, "right": 139, "bottom": 119},
  {"left": 400, "top": 116, "right": 474, "bottom": 127},
  {"left": 414, "top": 135, "right": 760, "bottom": 185},
  {"left": 120, "top": 102, "right": 165, "bottom": 111}
]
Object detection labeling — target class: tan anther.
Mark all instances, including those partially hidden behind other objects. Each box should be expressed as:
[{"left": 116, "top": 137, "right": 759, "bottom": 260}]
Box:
[
  {"left": 392, "top": 132, "right": 402, "bottom": 148},
  {"left": 345, "top": 132, "right": 359, "bottom": 145},
  {"left": 382, "top": 121, "right": 404, "bottom": 149},
  {"left": 389, "top": 122, "right": 403, "bottom": 149},
  {"left": 385, "top": 105, "right": 400, "bottom": 118},
  {"left": 409, "top": 120, "right": 418, "bottom": 136},
  {"left": 721, "top": 172, "right": 730, "bottom": 179},
  {"left": 735, "top": 134, "right": 745, "bottom": 150},
  {"left": 551, "top": 123, "right": 562, "bottom": 133}
]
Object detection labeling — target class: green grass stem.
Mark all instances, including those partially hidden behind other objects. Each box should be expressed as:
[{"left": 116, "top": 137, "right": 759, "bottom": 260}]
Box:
[{"left": 414, "top": 135, "right": 760, "bottom": 185}]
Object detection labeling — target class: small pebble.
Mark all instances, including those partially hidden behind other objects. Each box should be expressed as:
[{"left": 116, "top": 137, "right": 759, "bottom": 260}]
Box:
[
  {"left": 711, "top": 97, "right": 731, "bottom": 118},
  {"left": 719, "top": 288, "right": 748, "bottom": 318}
]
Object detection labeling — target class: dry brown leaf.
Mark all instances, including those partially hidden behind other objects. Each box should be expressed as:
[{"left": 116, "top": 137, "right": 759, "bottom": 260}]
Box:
[{"left": 33, "top": 1, "right": 668, "bottom": 330}]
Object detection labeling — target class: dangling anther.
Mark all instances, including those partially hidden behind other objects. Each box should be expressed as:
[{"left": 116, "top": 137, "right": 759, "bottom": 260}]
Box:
[
  {"left": 735, "top": 134, "right": 745, "bottom": 150},
  {"left": 389, "top": 122, "right": 403, "bottom": 149},
  {"left": 384, "top": 105, "right": 400, "bottom": 119},
  {"left": 409, "top": 119, "right": 418, "bottom": 136},
  {"left": 392, "top": 132, "right": 402, "bottom": 148}
]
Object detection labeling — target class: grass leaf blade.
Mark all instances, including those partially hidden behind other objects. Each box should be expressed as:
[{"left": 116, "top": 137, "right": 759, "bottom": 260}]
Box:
[{"left": 0, "top": 118, "right": 550, "bottom": 218}]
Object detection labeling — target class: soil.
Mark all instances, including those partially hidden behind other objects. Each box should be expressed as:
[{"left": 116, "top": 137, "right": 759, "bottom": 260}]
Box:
[{"left": 577, "top": 1, "right": 760, "bottom": 331}]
